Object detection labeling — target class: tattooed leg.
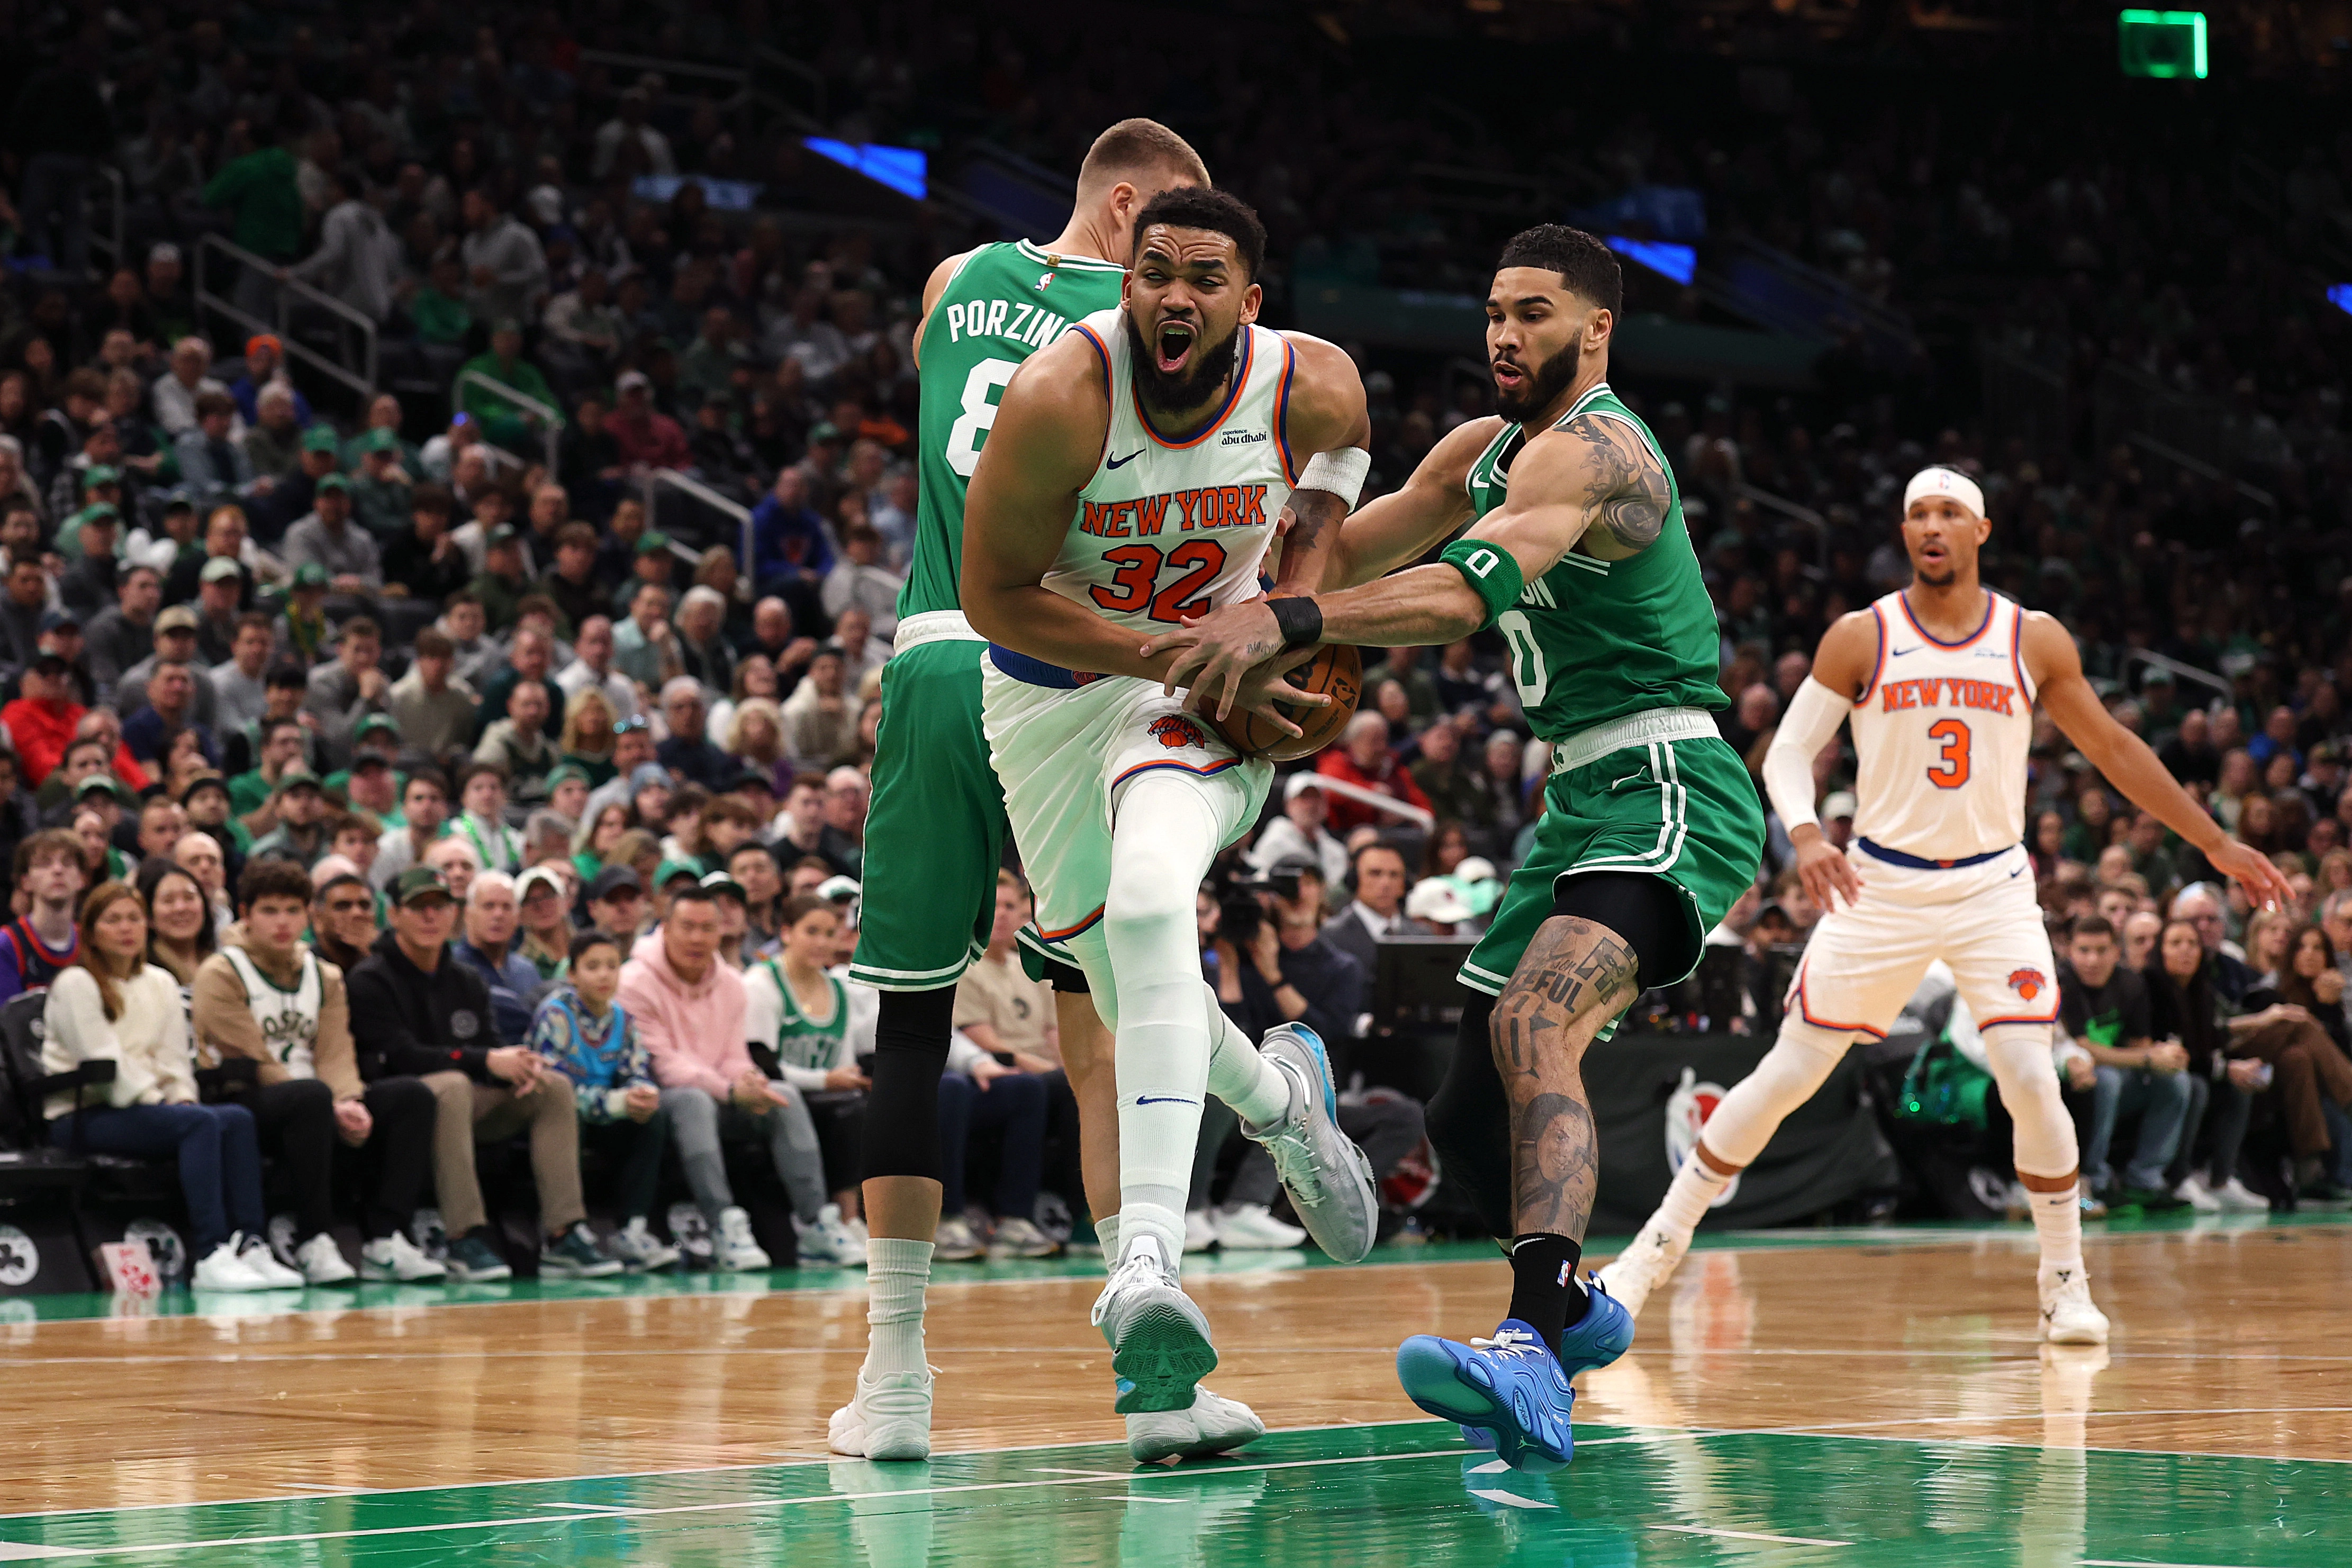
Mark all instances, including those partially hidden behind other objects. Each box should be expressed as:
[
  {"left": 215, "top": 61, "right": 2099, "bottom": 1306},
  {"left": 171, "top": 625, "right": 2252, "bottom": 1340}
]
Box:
[{"left": 1490, "top": 914, "right": 1643, "bottom": 1241}]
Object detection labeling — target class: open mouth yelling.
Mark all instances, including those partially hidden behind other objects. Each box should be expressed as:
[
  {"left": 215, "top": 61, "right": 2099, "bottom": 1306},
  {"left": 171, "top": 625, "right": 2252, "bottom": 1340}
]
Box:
[
  {"left": 1156, "top": 320, "right": 1196, "bottom": 375},
  {"left": 1491, "top": 357, "right": 1525, "bottom": 394}
]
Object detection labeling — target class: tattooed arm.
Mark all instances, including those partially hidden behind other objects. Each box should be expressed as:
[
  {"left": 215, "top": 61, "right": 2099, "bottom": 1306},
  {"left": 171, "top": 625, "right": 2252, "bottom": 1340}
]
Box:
[{"left": 1265, "top": 332, "right": 1372, "bottom": 596}]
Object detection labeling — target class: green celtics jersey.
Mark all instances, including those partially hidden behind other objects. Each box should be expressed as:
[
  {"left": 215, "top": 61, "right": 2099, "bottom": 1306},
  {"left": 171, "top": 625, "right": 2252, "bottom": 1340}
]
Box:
[
  {"left": 901, "top": 239, "right": 1130, "bottom": 618},
  {"left": 1463, "top": 382, "right": 1724, "bottom": 739},
  {"left": 759, "top": 960, "right": 851, "bottom": 1074}
]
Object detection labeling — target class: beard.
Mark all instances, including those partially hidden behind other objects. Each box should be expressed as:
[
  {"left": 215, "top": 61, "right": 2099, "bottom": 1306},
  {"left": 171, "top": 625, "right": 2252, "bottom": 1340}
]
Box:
[
  {"left": 1124, "top": 309, "right": 1242, "bottom": 420},
  {"left": 1493, "top": 342, "right": 1580, "bottom": 423}
]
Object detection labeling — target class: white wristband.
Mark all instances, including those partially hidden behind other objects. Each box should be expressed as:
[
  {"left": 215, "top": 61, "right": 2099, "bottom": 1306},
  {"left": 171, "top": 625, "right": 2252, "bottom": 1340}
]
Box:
[{"left": 1297, "top": 447, "right": 1371, "bottom": 509}]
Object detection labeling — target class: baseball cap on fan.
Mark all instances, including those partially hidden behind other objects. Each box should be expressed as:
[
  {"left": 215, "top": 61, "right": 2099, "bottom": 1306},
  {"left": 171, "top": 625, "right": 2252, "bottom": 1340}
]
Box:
[{"left": 1903, "top": 466, "right": 1984, "bottom": 520}]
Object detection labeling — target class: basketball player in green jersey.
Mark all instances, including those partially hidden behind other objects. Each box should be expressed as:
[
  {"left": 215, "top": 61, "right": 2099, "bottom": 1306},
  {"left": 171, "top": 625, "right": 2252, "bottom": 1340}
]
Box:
[
  {"left": 1145, "top": 225, "right": 1767, "bottom": 1471},
  {"left": 836, "top": 119, "right": 1285, "bottom": 1467}
]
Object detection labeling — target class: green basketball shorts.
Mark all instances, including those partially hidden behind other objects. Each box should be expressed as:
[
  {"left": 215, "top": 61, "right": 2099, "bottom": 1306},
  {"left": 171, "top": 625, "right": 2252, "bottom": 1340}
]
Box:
[
  {"left": 1460, "top": 721, "right": 1763, "bottom": 1001},
  {"left": 847, "top": 632, "right": 1007, "bottom": 993}
]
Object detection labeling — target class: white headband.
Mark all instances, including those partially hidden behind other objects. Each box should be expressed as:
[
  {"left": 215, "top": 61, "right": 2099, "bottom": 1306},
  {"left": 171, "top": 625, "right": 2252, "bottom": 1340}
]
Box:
[{"left": 1903, "top": 466, "right": 1985, "bottom": 520}]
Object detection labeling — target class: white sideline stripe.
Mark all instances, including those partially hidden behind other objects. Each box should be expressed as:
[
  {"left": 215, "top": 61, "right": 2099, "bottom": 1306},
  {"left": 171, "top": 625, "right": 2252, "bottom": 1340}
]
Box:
[
  {"left": 1468, "top": 1488, "right": 1556, "bottom": 1509},
  {"left": 1652, "top": 1523, "right": 1849, "bottom": 1547},
  {"left": 2083, "top": 1561, "right": 2256, "bottom": 1567}
]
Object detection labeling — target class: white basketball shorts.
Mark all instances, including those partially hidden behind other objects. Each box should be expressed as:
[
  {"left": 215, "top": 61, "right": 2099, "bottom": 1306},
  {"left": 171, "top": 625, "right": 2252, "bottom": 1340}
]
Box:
[
  {"left": 1787, "top": 842, "right": 2061, "bottom": 1038},
  {"left": 980, "top": 659, "right": 1273, "bottom": 956}
]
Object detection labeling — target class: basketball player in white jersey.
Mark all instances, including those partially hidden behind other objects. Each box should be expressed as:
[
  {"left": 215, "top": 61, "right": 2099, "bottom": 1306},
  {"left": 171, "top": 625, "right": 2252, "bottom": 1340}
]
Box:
[
  {"left": 1599, "top": 466, "right": 2291, "bottom": 1341},
  {"left": 963, "top": 186, "right": 1380, "bottom": 1416}
]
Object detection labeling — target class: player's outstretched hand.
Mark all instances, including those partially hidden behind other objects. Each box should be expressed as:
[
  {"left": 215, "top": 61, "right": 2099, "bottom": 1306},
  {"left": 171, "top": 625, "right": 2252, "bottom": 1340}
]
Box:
[
  {"left": 1141, "top": 599, "right": 1284, "bottom": 715},
  {"left": 1793, "top": 831, "right": 1863, "bottom": 914},
  {"left": 2206, "top": 839, "right": 2294, "bottom": 912}
]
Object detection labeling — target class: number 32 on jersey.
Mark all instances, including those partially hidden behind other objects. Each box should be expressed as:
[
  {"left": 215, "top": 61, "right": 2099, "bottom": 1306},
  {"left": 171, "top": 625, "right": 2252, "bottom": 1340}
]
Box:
[{"left": 1090, "top": 540, "right": 1228, "bottom": 624}]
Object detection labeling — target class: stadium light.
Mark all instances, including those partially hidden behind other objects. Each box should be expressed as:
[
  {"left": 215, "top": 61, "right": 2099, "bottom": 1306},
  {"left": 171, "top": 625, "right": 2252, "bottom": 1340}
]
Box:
[
  {"left": 803, "top": 138, "right": 928, "bottom": 201},
  {"left": 2118, "top": 10, "right": 2208, "bottom": 79},
  {"left": 2329, "top": 284, "right": 2352, "bottom": 317},
  {"left": 1605, "top": 236, "right": 1697, "bottom": 286}
]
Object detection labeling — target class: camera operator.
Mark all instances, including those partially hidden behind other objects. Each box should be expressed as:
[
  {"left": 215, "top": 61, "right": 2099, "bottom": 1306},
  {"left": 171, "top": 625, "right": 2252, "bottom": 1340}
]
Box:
[{"left": 1238, "top": 855, "right": 1367, "bottom": 1048}]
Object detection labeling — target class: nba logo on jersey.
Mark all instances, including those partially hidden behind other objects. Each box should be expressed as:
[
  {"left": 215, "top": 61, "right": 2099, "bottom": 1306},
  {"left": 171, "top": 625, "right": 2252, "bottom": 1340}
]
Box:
[{"left": 1148, "top": 715, "right": 1206, "bottom": 750}]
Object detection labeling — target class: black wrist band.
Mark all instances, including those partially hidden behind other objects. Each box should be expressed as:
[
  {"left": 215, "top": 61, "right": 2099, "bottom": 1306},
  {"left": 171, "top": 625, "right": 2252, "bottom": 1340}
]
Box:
[{"left": 1269, "top": 595, "right": 1324, "bottom": 649}]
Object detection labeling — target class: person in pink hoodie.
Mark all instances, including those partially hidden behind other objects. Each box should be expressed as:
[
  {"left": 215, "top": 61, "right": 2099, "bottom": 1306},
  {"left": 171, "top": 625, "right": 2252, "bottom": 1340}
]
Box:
[{"left": 618, "top": 882, "right": 863, "bottom": 1268}]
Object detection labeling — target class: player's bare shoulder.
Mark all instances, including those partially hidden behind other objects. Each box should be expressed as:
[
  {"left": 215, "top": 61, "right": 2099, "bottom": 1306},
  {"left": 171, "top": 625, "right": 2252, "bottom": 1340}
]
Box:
[
  {"left": 1811, "top": 606, "right": 1884, "bottom": 701},
  {"left": 2015, "top": 604, "right": 2086, "bottom": 688},
  {"left": 911, "top": 250, "right": 977, "bottom": 368},
  {"left": 1422, "top": 413, "right": 1509, "bottom": 492},
  {"left": 1518, "top": 407, "right": 1672, "bottom": 561}
]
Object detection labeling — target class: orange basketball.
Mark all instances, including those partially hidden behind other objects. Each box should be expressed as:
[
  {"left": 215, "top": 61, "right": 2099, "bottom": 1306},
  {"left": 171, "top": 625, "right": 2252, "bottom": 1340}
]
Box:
[{"left": 1211, "top": 641, "right": 1362, "bottom": 763}]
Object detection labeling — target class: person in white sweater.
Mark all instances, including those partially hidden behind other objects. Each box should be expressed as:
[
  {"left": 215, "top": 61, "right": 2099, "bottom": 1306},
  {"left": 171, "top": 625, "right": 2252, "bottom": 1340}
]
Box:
[{"left": 43, "top": 882, "right": 303, "bottom": 1291}]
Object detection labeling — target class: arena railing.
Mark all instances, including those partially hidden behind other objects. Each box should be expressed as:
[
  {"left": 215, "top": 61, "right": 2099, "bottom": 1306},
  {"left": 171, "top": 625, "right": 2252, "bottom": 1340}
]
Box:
[
  {"left": 453, "top": 368, "right": 564, "bottom": 477},
  {"left": 1311, "top": 774, "right": 1435, "bottom": 832},
  {"left": 577, "top": 50, "right": 754, "bottom": 135},
  {"left": 2119, "top": 648, "right": 2232, "bottom": 704},
  {"left": 192, "top": 234, "right": 378, "bottom": 400},
  {"left": 1734, "top": 483, "right": 1829, "bottom": 570},
  {"left": 639, "top": 468, "right": 752, "bottom": 576}
]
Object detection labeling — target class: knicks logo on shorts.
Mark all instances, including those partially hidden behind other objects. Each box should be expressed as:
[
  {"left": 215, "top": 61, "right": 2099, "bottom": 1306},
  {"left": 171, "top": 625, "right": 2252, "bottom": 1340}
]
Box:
[
  {"left": 2009, "top": 967, "right": 2048, "bottom": 1001},
  {"left": 1148, "top": 715, "right": 1206, "bottom": 750}
]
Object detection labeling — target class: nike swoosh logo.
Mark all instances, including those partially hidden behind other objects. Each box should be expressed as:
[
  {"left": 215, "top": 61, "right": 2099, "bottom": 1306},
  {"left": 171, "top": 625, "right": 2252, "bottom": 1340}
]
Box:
[
  {"left": 1890, "top": 647, "right": 1919, "bottom": 657},
  {"left": 2009, "top": 867, "right": 2025, "bottom": 879},
  {"left": 1135, "top": 1095, "right": 1197, "bottom": 1106},
  {"left": 1106, "top": 450, "right": 1143, "bottom": 469}
]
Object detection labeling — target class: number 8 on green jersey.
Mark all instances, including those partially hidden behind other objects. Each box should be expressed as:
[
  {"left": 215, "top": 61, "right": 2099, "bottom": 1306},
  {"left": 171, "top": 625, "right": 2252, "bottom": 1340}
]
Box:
[{"left": 849, "top": 241, "right": 1129, "bottom": 992}]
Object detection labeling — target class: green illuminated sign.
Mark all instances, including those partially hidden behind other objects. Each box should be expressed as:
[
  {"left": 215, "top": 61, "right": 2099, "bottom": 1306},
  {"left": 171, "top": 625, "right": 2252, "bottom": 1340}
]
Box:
[{"left": 2119, "top": 10, "right": 2208, "bottom": 79}]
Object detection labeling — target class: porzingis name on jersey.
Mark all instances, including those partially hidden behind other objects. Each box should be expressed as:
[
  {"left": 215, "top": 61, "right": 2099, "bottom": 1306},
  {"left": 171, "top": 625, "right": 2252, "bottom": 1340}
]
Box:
[
  {"left": 1078, "top": 486, "right": 1271, "bottom": 539},
  {"left": 1875, "top": 676, "right": 2019, "bottom": 715},
  {"left": 937, "top": 296, "right": 1072, "bottom": 354}
]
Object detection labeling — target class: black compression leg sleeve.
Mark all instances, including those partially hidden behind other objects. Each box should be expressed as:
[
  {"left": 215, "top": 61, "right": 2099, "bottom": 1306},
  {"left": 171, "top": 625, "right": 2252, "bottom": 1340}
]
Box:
[
  {"left": 1425, "top": 989, "right": 1515, "bottom": 1238},
  {"left": 1548, "top": 872, "right": 1695, "bottom": 991},
  {"left": 1044, "top": 956, "right": 1089, "bottom": 993},
  {"left": 861, "top": 985, "right": 958, "bottom": 1183}
]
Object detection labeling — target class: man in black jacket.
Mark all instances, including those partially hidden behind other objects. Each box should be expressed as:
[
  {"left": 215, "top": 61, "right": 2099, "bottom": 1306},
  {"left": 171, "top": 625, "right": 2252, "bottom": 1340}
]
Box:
[
  {"left": 347, "top": 867, "right": 619, "bottom": 1282},
  {"left": 1235, "top": 860, "right": 1368, "bottom": 1051}
]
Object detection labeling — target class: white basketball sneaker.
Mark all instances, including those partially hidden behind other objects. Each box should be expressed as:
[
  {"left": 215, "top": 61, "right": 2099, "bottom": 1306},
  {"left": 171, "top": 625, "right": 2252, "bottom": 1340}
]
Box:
[
  {"left": 828, "top": 1366, "right": 935, "bottom": 1462},
  {"left": 1244, "top": 1026, "right": 1379, "bottom": 1263},
  {"left": 1126, "top": 1385, "right": 1267, "bottom": 1463},
  {"left": 798, "top": 1203, "right": 870, "bottom": 1267},
  {"left": 360, "top": 1230, "right": 447, "bottom": 1282},
  {"left": 189, "top": 1240, "right": 269, "bottom": 1292},
  {"left": 1092, "top": 1233, "right": 1217, "bottom": 1415},
  {"left": 294, "top": 1232, "right": 357, "bottom": 1285},
  {"left": 1593, "top": 1217, "right": 1693, "bottom": 1319},
  {"left": 2038, "top": 1263, "right": 2110, "bottom": 1345},
  {"left": 237, "top": 1232, "right": 307, "bottom": 1288},
  {"left": 716, "top": 1207, "right": 772, "bottom": 1272}
]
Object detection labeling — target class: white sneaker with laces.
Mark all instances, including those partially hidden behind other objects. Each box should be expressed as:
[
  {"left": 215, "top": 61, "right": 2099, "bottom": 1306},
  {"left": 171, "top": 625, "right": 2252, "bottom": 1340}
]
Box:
[
  {"left": 238, "top": 1232, "right": 307, "bottom": 1288},
  {"left": 1182, "top": 1209, "right": 1218, "bottom": 1254},
  {"left": 189, "top": 1240, "right": 269, "bottom": 1292},
  {"left": 1594, "top": 1215, "right": 1694, "bottom": 1319},
  {"left": 828, "top": 1366, "right": 935, "bottom": 1461},
  {"left": 2213, "top": 1176, "right": 2272, "bottom": 1212},
  {"left": 2173, "top": 1174, "right": 2222, "bottom": 1212},
  {"left": 1126, "top": 1384, "right": 1267, "bottom": 1463},
  {"left": 294, "top": 1232, "right": 357, "bottom": 1285},
  {"left": 360, "top": 1231, "right": 447, "bottom": 1282},
  {"left": 1211, "top": 1203, "right": 1305, "bottom": 1250},
  {"left": 1244, "top": 1027, "right": 1379, "bottom": 1263},
  {"left": 2038, "top": 1263, "right": 2110, "bottom": 1345},
  {"left": 1092, "top": 1234, "right": 1216, "bottom": 1415},
  {"left": 715, "top": 1207, "right": 772, "bottom": 1271},
  {"left": 610, "top": 1217, "right": 681, "bottom": 1271},
  {"left": 987, "top": 1216, "right": 1060, "bottom": 1259},
  {"left": 797, "top": 1203, "right": 869, "bottom": 1267},
  {"left": 933, "top": 1215, "right": 983, "bottom": 1261}
]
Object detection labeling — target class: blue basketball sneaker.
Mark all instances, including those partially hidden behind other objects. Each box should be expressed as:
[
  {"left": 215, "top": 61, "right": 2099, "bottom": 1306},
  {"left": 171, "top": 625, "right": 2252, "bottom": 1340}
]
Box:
[{"left": 1395, "top": 1280, "right": 1634, "bottom": 1472}]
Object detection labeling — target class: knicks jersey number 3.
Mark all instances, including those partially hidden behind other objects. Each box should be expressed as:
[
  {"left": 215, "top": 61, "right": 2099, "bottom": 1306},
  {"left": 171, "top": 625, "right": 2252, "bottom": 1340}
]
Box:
[
  {"left": 1848, "top": 590, "right": 2038, "bottom": 862},
  {"left": 1050, "top": 307, "right": 1301, "bottom": 634}
]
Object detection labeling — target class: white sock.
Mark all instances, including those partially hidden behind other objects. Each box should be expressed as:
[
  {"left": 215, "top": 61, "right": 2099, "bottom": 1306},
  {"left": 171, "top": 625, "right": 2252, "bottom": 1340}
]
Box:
[
  {"left": 2027, "top": 1182, "right": 2084, "bottom": 1275},
  {"left": 862, "top": 1237, "right": 933, "bottom": 1379},
  {"left": 1104, "top": 776, "right": 1221, "bottom": 1274},
  {"left": 1652, "top": 1155, "right": 1733, "bottom": 1240},
  {"left": 1205, "top": 986, "right": 1291, "bottom": 1129},
  {"left": 1096, "top": 1214, "right": 1121, "bottom": 1272}
]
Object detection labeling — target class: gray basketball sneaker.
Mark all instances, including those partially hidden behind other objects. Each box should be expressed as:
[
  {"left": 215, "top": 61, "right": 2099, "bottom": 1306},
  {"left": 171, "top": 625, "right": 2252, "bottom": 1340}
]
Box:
[{"left": 1243, "top": 1025, "right": 1380, "bottom": 1263}]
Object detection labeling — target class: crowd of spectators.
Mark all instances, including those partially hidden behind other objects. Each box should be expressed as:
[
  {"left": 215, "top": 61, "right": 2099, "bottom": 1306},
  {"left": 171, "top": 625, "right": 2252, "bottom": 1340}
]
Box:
[{"left": 0, "top": 2, "right": 2347, "bottom": 1271}]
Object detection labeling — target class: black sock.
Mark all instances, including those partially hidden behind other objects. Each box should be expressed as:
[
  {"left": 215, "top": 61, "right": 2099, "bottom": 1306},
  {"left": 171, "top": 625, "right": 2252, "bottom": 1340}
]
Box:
[{"left": 1506, "top": 1233, "right": 1590, "bottom": 1349}]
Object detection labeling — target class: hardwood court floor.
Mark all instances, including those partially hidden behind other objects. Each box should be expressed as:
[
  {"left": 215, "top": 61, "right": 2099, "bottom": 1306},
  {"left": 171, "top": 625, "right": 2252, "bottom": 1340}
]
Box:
[{"left": 0, "top": 1214, "right": 2345, "bottom": 1563}]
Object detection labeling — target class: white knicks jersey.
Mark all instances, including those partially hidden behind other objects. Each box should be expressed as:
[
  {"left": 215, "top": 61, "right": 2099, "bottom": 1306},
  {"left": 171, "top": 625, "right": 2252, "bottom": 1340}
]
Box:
[
  {"left": 1848, "top": 589, "right": 2037, "bottom": 862},
  {"left": 1050, "top": 307, "right": 1298, "bottom": 636}
]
